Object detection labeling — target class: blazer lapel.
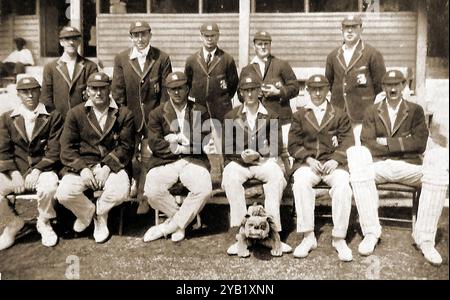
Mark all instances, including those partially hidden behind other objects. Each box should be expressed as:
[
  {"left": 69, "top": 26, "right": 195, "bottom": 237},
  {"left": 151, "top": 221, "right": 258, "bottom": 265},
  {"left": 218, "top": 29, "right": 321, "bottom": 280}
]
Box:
[
  {"left": 391, "top": 100, "right": 409, "bottom": 136},
  {"left": 305, "top": 109, "right": 321, "bottom": 132},
  {"left": 86, "top": 108, "right": 103, "bottom": 138},
  {"left": 377, "top": 100, "right": 392, "bottom": 136},
  {"left": 162, "top": 101, "right": 180, "bottom": 133},
  {"left": 30, "top": 115, "right": 50, "bottom": 143},
  {"left": 262, "top": 56, "right": 272, "bottom": 80},
  {"left": 70, "top": 58, "right": 85, "bottom": 89},
  {"left": 100, "top": 108, "right": 118, "bottom": 141},
  {"left": 141, "top": 48, "right": 156, "bottom": 80},
  {"left": 336, "top": 47, "right": 347, "bottom": 71},
  {"left": 128, "top": 48, "right": 143, "bottom": 77},
  {"left": 207, "top": 49, "right": 222, "bottom": 74},
  {"left": 318, "top": 104, "right": 335, "bottom": 132},
  {"left": 196, "top": 50, "right": 209, "bottom": 76},
  {"left": 56, "top": 60, "right": 71, "bottom": 87},
  {"left": 251, "top": 63, "right": 263, "bottom": 80},
  {"left": 13, "top": 116, "right": 28, "bottom": 143},
  {"left": 346, "top": 41, "right": 364, "bottom": 73},
  {"left": 235, "top": 106, "right": 250, "bottom": 135}
]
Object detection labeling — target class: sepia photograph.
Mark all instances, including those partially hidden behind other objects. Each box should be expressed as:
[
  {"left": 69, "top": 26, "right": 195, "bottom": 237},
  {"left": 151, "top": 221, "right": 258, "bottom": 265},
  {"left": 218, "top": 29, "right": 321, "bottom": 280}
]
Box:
[{"left": 0, "top": 0, "right": 448, "bottom": 285}]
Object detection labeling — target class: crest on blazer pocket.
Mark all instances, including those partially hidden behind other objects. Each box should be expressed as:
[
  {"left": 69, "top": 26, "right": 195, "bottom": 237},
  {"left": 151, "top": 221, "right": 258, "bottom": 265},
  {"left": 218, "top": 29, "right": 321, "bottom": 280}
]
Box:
[
  {"left": 220, "top": 79, "right": 228, "bottom": 90},
  {"left": 154, "top": 82, "right": 160, "bottom": 94}
]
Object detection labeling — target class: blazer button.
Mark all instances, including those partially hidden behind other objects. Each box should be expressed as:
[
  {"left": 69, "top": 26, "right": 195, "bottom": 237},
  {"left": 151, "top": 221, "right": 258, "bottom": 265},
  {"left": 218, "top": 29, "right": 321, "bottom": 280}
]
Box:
[
  {"left": 141, "top": 80, "right": 145, "bottom": 83},
  {"left": 343, "top": 93, "right": 347, "bottom": 96}
]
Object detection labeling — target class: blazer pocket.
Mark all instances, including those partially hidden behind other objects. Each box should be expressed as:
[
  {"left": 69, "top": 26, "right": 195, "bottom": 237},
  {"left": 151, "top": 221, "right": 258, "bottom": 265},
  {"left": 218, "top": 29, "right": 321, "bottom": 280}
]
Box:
[
  {"left": 149, "top": 76, "right": 160, "bottom": 94},
  {"left": 216, "top": 74, "right": 228, "bottom": 90}
]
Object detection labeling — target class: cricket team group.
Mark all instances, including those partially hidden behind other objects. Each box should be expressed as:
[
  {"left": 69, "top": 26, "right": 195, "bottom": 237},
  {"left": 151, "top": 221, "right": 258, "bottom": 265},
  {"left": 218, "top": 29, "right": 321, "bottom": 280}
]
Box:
[{"left": 0, "top": 14, "right": 448, "bottom": 266}]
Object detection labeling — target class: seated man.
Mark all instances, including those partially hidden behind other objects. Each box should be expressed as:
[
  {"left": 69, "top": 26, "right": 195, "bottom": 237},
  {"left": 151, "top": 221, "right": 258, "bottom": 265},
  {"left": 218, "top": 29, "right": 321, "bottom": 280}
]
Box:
[
  {"left": 223, "top": 74, "right": 291, "bottom": 255},
  {"left": 0, "top": 38, "right": 34, "bottom": 79},
  {"left": 55, "top": 72, "right": 135, "bottom": 243},
  {"left": 347, "top": 70, "right": 448, "bottom": 265},
  {"left": 143, "top": 72, "right": 212, "bottom": 243},
  {"left": 289, "top": 75, "right": 354, "bottom": 262},
  {"left": 0, "top": 77, "right": 63, "bottom": 250}
]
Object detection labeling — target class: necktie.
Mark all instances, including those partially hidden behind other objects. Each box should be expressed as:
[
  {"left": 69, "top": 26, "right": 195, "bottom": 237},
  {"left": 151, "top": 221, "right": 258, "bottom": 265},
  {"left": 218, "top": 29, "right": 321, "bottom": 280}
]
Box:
[{"left": 206, "top": 52, "right": 212, "bottom": 66}]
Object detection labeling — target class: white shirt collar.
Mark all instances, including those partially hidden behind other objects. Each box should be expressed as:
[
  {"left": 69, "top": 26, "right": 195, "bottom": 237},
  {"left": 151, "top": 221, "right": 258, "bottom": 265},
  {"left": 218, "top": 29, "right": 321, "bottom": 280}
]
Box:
[
  {"left": 251, "top": 55, "right": 268, "bottom": 64},
  {"left": 306, "top": 99, "right": 329, "bottom": 111},
  {"left": 342, "top": 39, "right": 361, "bottom": 51},
  {"left": 84, "top": 97, "right": 119, "bottom": 110},
  {"left": 59, "top": 52, "right": 77, "bottom": 63},
  {"left": 130, "top": 44, "right": 151, "bottom": 60},
  {"left": 386, "top": 98, "right": 403, "bottom": 112},
  {"left": 242, "top": 102, "right": 268, "bottom": 115},
  {"left": 11, "top": 102, "right": 49, "bottom": 117},
  {"left": 202, "top": 47, "right": 217, "bottom": 60},
  {"left": 170, "top": 99, "right": 187, "bottom": 114}
]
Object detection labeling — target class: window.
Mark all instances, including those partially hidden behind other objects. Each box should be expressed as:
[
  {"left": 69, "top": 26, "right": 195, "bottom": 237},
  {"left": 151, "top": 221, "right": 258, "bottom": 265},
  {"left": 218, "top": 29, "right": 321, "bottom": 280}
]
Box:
[
  {"left": 310, "top": 0, "right": 358, "bottom": 12},
  {"left": 100, "top": 0, "right": 146, "bottom": 13},
  {"left": 380, "top": 0, "right": 416, "bottom": 12},
  {"left": 151, "top": 0, "right": 197, "bottom": 13},
  {"left": 1, "top": 0, "right": 36, "bottom": 16},
  {"left": 124, "top": 0, "right": 147, "bottom": 13},
  {"left": 203, "top": 0, "right": 238, "bottom": 13},
  {"left": 255, "top": 0, "right": 305, "bottom": 13}
]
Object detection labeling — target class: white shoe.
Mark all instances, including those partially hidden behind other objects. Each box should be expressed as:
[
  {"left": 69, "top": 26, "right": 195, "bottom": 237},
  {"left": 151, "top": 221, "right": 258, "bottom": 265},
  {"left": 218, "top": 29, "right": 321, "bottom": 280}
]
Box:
[
  {"left": 419, "top": 242, "right": 443, "bottom": 266},
  {"left": 93, "top": 214, "right": 109, "bottom": 243},
  {"left": 73, "top": 204, "right": 95, "bottom": 233},
  {"left": 332, "top": 238, "right": 353, "bottom": 262},
  {"left": 358, "top": 234, "right": 379, "bottom": 256},
  {"left": 143, "top": 223, "right": 169, "bottom": 242},
  {"left": 37, "top": 219, "right": 58, "bottom": 247},
  {"left": 281, "top": 242, "right": 292, "bottom": 253},
  {"left": 227, "top": 242, "right": 239, "bottom": 255},
  {"left": 293, "top": 235, "right": 317, "bottom": 258},
  {"left": 171, "top": 227, "right": 185, "bottom": 242},
  {"left": 0, "top": 219, "right": 24, "bottom": 251}
]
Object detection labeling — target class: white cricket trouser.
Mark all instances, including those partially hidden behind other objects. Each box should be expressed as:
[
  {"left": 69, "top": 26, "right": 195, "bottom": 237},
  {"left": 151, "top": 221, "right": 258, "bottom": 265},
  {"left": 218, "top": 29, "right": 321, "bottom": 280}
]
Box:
[
  {"left": 292, "top": 166, "right": 352, "bottom": 238},
  {"left": 56, "top": 168, "right": 129, "bottom": 224},
  {"left": 348, "top": 146, "right": 448, "bottom": 245},
  {"left": 143, "top": 159, "right": 212, "bottom": 229},
  {"left": 221, "top": 159, "right": 287, "bottom": 231},
  {"left": 0, "top": 171, "right": 59, "bottom": 223}
]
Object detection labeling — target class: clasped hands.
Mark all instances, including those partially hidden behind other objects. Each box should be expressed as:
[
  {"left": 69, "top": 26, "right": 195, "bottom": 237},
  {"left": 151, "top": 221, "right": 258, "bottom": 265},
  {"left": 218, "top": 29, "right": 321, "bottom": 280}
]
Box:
[
  {"left": 261, "top": 83, "right": 281, "bottom": 97},
  {"left": 80, "top": 165, "right": 111, "bottom": 190},
  {"left": 306, "top": 157, "right": 338, "bottom": 176},
  {"left": 241, "top": 149, "right": 261, "bottom": 164}
]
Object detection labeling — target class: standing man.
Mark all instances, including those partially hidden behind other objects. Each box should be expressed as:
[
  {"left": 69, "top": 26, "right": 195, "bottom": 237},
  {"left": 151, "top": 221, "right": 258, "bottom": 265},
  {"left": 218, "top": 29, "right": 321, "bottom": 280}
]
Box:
[
  {"left": 40, "top": 26, "right": 98, "bottom": 118},
  {"left": 222, "top": 74, "right": 291, "bottom": 255},
  {"left": 0, "top": 77, "right": 63, "bottom": 250},
  {"left": 325, "top": 15, "right": 386, "bottom": 144},
  {"left": 347, "top": 70, "right": 448, "bottom": 265},
  {"left": 289, "top": 75, "right": 354, "bottom": 262},
  {"left": 240, "top": 31, "right": 299, "bottom": 148},
  {"left": 142, "top": 72, "right": 212, "bottom": 243},
  {"left": 56, "top": 72, "right": 135, "bottom": 243},
  {"left": 184, "top": 22, "right": 239, "bottom": 124},
  {"left": 112, "top": 20, "right": 172, "bottom": 212}
]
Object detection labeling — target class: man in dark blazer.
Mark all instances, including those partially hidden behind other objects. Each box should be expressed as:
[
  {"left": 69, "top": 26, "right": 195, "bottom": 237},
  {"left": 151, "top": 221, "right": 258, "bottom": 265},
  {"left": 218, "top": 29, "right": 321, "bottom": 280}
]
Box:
[
  {"left": 347, "top": 70, "right": 448, "bottom": 265},
  {"left": 40, "top": 26, "right": 98, "bottom": 118},
  {"left": 142, "top": 72, "right": 212, "bottom": 243},
  {"left": 56, "top": 72, "right": 135, "bottom": 244},
  {"left": 288, "top": 75, "right": 354, "bottom": 262},
  {"left": 222, "top": 74, "right": 291, "bottom": 256},
  {"left": 111, "top": 20, "right": 172, "bottom": 212},
  {"left": 239, "top": 31, "right": 299, "bottom": 127},
  {"left": 184, "top": 22, "right": 239, "bottom": 124},
  {"left": 325, "top": 15, "right": 386, "bottom": 144},
  {"left": 0, "top": 77, "right": 63, "bottom": 250}
]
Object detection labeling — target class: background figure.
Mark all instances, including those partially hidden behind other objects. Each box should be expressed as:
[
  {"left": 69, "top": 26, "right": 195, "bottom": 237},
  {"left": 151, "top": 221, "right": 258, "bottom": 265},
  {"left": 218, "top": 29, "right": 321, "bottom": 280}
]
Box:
[
  {"left": 325, "top": 15, "right": 386, "bottom": 145},
  {"left": 0, "top": 38, "right": 34, "bottom": 79}
]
